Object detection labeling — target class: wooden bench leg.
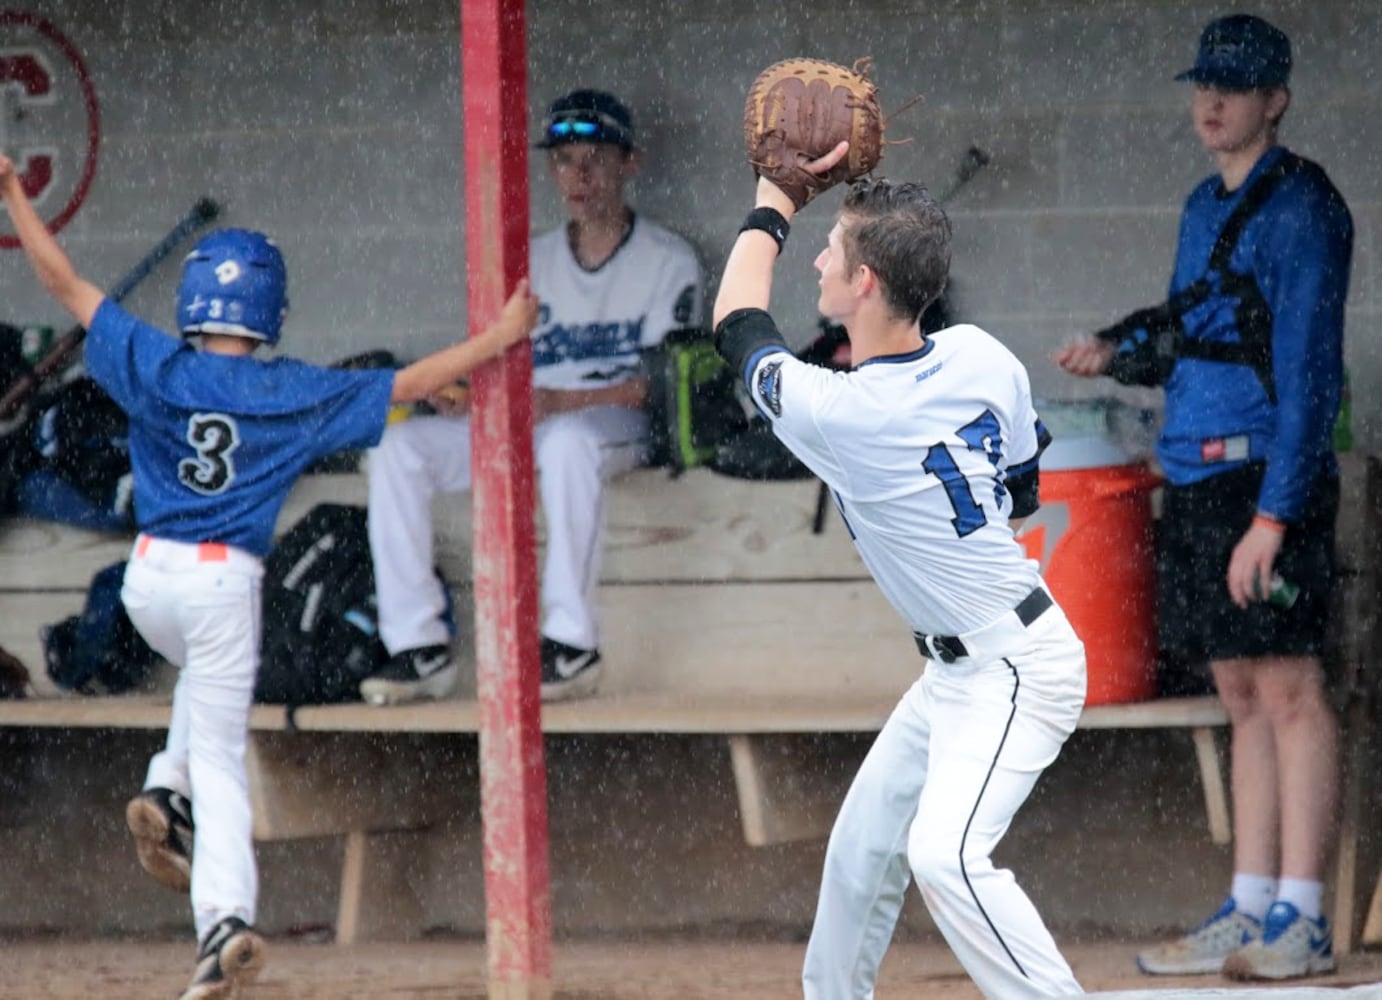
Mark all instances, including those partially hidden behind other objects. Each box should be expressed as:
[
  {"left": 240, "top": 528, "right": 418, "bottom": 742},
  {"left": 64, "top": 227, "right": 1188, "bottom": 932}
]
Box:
[
  {"left": 1363, "top": 869, "right": 1382, "bottom": 947},
  {"left": 1355, "top": 690, "right": 1382, "bottom": 949},
  {"left": 336, "top": 830, "right": 369, "bottom": 946},
  {"left": 727, "top": 734, "right": 862, "bottom": 847},
  {"left": 1331, "top": 692, "right": 1373, "bottom": 955},
  {"left": 1190, "top": 726, "right": 1232, "bottom": 845},
  {"left": 334, "top": 828, "right": 427, "bottom": 944},
  {"left": 246, "top": 733, "right": 462, "bottom": 943}
]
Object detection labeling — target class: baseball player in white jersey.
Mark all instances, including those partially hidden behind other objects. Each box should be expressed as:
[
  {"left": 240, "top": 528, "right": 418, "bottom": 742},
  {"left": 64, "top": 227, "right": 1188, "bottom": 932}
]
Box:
[
  {"left": 713, "top": 151, "right": 1088, "bottom": 998},
  {"left": 361, "top": 88, "right": 703, "bottom": 705},
  {"left": 0, "top": 153, "right": 537, "bottom": 1000}
]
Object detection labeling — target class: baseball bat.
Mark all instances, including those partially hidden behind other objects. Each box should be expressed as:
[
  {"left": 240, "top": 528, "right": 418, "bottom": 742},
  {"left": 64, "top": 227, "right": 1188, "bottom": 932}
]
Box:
[
  {"left": 0, "top": 196, "right": 222, "bottom": 420},
  {"left": 935, "top": 146, "right": 991, "bottom": 204}
]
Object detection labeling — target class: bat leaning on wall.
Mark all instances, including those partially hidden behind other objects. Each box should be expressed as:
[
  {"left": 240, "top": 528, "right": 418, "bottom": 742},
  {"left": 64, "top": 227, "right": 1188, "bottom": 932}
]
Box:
[{"left": 0, "top": 196, "right": 222, "bottom": 422}]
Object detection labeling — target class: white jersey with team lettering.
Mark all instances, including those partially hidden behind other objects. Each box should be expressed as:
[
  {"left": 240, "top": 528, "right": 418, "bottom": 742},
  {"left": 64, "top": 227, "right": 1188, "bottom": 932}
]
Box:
[
  {"left": 746, "top": 322, "right": 1045, "bottom": 638},
  {"left": 529, "top": 214, "right": 703, "bottom": 390}
]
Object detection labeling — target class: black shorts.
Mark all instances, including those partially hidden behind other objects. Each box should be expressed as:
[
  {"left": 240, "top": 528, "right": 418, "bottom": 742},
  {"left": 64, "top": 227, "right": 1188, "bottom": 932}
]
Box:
[{"left": 1157, "top": 462, "right": 1337, "bottom": 661}]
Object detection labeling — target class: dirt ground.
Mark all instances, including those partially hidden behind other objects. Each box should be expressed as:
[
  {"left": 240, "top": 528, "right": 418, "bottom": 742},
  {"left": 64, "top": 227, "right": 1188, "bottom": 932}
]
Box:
[{"left": 3, "top": 934, "right": 1381, "bottom": 1000}]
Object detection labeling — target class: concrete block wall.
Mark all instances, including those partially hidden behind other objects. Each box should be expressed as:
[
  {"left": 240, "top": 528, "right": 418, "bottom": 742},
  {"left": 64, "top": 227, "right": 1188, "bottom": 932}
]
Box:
[
  {"left": 2, "top": 0, "right": 1377, "bottom": 441},
  {"left": 1, "top": 0, "right": 1380, "bottom": 940}
]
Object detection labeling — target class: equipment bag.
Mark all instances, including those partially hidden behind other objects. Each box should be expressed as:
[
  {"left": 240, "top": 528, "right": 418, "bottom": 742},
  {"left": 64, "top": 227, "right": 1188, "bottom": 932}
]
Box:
[
  {"left": 42, "top": 560, "right": 159, "bottom": 695},
  {"left": 19, "top": 375, "right": 135, "bottom": 529},
  {"left": 256, "top": 503, "right": 388, "bottom": 706},
  {"left": 255, "top": 503, "right": 455, "bottom": 707},
  {"left": 34, "top": 375, "right": 133, "bottom": 508},
  {"left": 643, "top": 328, "right": 750, "bottom": 476},
  {"left": 642, "top": 322, "right": 873, "bottom": 482}
]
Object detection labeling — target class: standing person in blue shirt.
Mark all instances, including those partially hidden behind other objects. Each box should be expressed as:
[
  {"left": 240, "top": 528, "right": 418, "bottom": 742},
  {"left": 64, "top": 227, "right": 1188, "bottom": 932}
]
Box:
[
  {"left": 1057, "top": 13, "right": 1352, "bottom": 983},
  {"left": 0, "top": 153, "right": 537, "bottom": 1000}
]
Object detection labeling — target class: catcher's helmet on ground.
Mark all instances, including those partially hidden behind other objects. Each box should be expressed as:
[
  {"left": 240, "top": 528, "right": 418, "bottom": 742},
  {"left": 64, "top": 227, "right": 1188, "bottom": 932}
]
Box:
[{"left": 176, "top": 228, "right": 289, "bottom": 345}]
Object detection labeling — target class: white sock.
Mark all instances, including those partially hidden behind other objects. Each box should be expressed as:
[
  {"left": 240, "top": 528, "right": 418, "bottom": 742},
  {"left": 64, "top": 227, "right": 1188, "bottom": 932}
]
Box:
[
  {"left": 1276, "top": 877, "right": 1324, "bottom": 921},
  {"left": 1231, "top": 873, "right": 1279, "bottom": 921}
]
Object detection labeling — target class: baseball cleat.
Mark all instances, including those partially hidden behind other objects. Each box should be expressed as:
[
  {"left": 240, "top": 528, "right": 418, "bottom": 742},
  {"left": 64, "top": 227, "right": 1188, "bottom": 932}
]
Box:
[
  {"left": 125, "top": 787, "right": 194, "bottom": 893},
  {"left": 1221, "top": 901, "right": 1336, "bottom": 981},
  {"left": 538, "top": 637, "right": 602, "bottom": 702},
  {"left": 359, "top": 644, "right": 457, "bottom": 706},
  {"left": 1136, "top": 897, "right": 1260, "bottom": 975},
  {"left": 179, "top": 916, "right": 266, "bottom": 1000}
]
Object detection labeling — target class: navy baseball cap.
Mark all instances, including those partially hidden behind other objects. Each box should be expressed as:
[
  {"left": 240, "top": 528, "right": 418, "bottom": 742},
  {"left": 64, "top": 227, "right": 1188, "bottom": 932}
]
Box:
[
  {"left": 536, "top": 89, "right": 635, "bottom": 150},
  {"left": 1176, "top": 14, "right": 1292, "bottom": 89}
]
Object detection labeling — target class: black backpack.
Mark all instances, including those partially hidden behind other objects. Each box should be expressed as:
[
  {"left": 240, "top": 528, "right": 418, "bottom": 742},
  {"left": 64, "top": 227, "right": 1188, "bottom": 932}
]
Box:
[
  {"left": 255, "top": 503, "right": 390, "bottom": 706},
  {"left": 255, "top": 502, "right": 456, "bottom": 708},
  {"left": 642, "top": 328, "right": 750, "bottom": 476},
  {"left": 33, "top": 375, "right": 132, "bottom": 509}
]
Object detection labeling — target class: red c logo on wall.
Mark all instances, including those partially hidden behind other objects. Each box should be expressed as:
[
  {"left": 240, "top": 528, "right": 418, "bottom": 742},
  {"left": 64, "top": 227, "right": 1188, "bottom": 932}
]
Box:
[{"left": 0, "top": 10, "right": 100, "bottom": 248}]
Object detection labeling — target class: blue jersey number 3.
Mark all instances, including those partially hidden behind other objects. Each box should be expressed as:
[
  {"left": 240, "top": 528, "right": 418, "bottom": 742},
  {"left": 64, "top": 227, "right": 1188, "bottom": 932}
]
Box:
[
  {"left": 179, "top": 412, "right": 241, "bottom": 496},
  {"left": 922, "top": 409, "right": 1004, "bottom": 537}
]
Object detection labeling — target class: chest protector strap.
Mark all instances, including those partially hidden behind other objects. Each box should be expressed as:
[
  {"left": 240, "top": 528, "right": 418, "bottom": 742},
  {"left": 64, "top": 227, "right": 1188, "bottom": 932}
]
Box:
[{"left": 1096, "top": 154, "right": 1303, "bottom": 402}]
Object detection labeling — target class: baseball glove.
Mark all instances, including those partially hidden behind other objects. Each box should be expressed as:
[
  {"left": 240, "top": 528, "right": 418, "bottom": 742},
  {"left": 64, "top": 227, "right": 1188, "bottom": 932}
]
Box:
[{"left": 743, "top": 57, "right": 884, "bottom": 209}]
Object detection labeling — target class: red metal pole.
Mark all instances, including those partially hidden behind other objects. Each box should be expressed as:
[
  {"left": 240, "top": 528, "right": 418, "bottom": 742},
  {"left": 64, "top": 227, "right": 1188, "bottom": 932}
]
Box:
[{"left": 459, "top": 2, "right": 551, "bottom": 998}]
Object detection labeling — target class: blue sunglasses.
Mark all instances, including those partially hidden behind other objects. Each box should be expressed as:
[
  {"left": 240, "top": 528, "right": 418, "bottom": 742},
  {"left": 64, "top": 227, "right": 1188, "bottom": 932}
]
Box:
[
  {"left": 543, "top": 111, "right": 632, "bottom": 147},
  {"left": 548, "top": 120, "right": 601, "bottom": 139}
]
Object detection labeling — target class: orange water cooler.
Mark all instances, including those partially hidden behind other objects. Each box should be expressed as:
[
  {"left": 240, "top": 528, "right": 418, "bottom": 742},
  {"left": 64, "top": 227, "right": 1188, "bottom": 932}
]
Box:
[{"left": 1018, "top": 429, "right": 1163, "bottom": 705}]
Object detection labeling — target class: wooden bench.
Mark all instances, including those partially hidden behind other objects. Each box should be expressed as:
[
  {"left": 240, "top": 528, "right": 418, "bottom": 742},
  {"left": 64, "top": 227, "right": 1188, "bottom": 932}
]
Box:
[
  {"left": 9, "top": 453, "right": 1378, "bottom": 940},
  {"left": 0, "top": 463, "right": 1253, "bottom": 943}
]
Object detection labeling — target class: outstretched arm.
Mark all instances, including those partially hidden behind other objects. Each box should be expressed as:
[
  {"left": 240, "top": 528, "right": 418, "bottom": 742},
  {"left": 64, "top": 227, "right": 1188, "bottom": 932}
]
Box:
[
  {"left": 1052, "top": 335, "right": 1115, "bottom": 378},
  {"left": 712, "top": 142, "right": 849, "bottom": 329},
  {"left": 0, "top": 155, "right": 105, "bottom": 329},
  {"left": 391, "top": 279, "right": 540, "bottom": 404}
]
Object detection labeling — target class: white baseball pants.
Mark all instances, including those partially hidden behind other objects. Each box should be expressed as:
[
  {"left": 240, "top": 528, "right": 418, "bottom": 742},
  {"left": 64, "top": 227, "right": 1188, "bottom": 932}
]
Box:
[
  {"left": 120, "top": 535, "right": 264, "bottom": 942},
  {"left": 367, "top": 406, "right": 648, "bottom": 654},
  {"left": 803, "top": 597, "right": 1087, "bottom": 999}
]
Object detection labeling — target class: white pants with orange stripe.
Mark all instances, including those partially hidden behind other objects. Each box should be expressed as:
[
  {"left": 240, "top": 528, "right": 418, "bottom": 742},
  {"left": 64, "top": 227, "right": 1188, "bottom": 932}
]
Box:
[
  {"left": 120, "top": 534, "right": 264, "bottom": 942},
  {"left": 367, "top": 406, "right": 647, "bottom": 655},
  {"left": 802, "top": 601, "right": 1088, "bottom": 999}
]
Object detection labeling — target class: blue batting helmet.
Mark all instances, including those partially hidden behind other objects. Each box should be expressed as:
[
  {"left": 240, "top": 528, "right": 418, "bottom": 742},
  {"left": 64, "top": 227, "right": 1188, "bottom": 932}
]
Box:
[{"left": 176, "top": 228, "right": 289, "bottom": 345}]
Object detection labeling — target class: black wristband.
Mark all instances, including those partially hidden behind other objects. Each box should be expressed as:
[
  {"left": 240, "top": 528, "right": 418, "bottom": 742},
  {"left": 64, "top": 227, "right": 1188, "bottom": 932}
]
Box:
[{"left": 739, "top": 207, "right": 790, "bottom": 252}]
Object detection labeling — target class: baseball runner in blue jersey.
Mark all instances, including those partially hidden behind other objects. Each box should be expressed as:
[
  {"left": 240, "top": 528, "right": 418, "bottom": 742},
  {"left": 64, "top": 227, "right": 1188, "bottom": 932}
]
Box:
[
  {"left": 714, "top": 156, "right": 1087, "bottom": 994},
  {"left": 0, "top": 153, "right": 537, "bottom": 1000},
  {"left": 1057, "top": 14, "right": 1351, "bottom": 983}
]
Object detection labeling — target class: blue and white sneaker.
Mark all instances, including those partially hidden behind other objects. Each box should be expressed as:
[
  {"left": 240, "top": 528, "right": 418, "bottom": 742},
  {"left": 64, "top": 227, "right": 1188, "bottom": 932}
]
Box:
[
  {"left": 1222, "top": 900, "right": 1336, "bottom": 981},
  {"left": 1136, "top": 897, "right": 1261, "bottom": 975}
]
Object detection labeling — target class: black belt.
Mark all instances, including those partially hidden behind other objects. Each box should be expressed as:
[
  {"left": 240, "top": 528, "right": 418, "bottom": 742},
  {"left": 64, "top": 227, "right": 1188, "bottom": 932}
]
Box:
[{"left": 914, "top": 587, "right": 1053, "bottom": 664}]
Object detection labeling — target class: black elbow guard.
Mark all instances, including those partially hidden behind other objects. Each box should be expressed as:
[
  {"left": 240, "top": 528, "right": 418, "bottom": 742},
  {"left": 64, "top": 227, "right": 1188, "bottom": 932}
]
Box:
[
  {"left": 1009, "top": 467, "right": 1041, "bottom": 520},
  {"left": 714, "top": 308, "right": 788, "bottom": 383}
]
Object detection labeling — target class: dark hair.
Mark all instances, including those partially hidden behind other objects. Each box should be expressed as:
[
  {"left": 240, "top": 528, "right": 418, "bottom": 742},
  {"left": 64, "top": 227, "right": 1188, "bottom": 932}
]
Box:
[{"left": 840, "top": 178, "right": 951, "bottom": 323}]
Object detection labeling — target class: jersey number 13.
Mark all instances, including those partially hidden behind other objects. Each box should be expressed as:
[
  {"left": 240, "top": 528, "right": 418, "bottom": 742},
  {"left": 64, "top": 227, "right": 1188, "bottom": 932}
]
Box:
[{"left": 922, "top": 409, "right": 1006, "bottom": 537}]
